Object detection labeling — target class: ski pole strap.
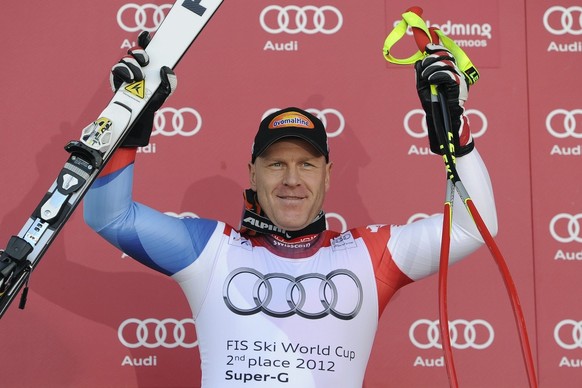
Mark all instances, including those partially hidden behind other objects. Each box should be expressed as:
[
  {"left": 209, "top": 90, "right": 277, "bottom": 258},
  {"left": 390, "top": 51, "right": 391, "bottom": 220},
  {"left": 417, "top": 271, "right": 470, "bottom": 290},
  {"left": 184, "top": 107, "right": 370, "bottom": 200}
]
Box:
[
  {"left": 383, "top": 8, "right": 480, "bottom": 85},
  {"left": 382, "top": 11, "right": 426, "bottom": 65}
]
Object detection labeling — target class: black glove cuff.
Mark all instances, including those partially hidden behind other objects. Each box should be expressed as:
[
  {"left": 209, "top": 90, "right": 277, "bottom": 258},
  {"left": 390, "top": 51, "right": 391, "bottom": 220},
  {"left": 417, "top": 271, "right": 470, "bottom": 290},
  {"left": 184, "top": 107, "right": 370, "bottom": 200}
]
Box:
[
  {"left": 120, "top": 110, "right": 155, "bottom": 148},
  {"left": 455, "top": 142, "right": 475, "bottom": 157},
  {"left": 425, "top": 111, "right": 475, "bottom": 156}
]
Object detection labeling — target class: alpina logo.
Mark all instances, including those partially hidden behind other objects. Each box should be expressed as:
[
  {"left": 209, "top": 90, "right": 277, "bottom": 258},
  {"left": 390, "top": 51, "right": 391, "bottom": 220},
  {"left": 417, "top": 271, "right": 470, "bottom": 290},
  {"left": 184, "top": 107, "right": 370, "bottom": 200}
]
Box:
[{"left": 270, "top": 112, "right": 314, "bottom": 129}]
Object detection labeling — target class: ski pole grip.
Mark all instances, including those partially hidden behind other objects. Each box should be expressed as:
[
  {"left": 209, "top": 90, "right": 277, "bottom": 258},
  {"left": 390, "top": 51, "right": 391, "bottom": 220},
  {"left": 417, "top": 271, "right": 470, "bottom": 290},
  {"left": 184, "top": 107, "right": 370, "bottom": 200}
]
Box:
[
  {"left": 406, "top": 7, "right": 438, "bottom": 51},
  {"left": 405, "top": 7, "right": 439, "bottom": 96}
]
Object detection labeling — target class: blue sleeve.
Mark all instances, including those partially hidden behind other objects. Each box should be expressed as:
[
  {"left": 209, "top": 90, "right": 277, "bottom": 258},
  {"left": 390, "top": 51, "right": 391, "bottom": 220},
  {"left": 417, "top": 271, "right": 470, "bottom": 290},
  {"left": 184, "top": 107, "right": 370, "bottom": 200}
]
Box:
[{"left": 84, "top": 162, "right": 217, "bottom": 276}]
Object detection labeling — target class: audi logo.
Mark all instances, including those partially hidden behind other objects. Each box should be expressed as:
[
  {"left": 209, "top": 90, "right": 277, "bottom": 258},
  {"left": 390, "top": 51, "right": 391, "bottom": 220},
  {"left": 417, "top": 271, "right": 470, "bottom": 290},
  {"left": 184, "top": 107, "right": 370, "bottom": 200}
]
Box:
[
  {"left": 260, "top": 5, "right": 343, "bottom": 35},
  {"left": 543, "top": 6, "right": 582, "bottom": 35},
  {"left": 409, "top": 319, "right": 495, "bottom": 350},
  {"left": 403, "top": 109, "right": 487, "bottom": 138},
  {"left": 118, "top": 318, "right": 197, "bottom": 348},
  {"left": 223, "top": 267, "right": 363, "bottom": 320},
  {"left": 549, "top": 213, "right": 582, "bottom": 243},
  {"left": 117, "top": 3, "right": 172, "bottom": 32},
  {"left": 152, "top": 107, "right": 202, "bottom": 137},
  {"left": 546, "top": 109, "right": 582, "bottom": 139},
  {"left": 263, "top": 108, "right": 345, "bottom": 137},
  {"left": 555, "top": 320, "right": 582, "bottom": 349}
]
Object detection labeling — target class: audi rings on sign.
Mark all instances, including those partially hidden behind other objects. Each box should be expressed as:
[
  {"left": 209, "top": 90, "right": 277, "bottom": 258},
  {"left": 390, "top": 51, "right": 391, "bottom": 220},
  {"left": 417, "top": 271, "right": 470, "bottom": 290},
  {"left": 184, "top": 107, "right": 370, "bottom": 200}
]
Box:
[
  {"left": 546, "top": 109, "right": 582, "bottom": 139},
  {"left": 263, "top": 108, "right": 345, "bottom": 137},
  {"left": 117, "top": 3, "right": 172, "bottom": 32},
  {"left": 223, "top": 267, "right": 363, "bottom": 320},
  {"left": 403, "top": 108, "right": 487, "bottom": 139},
  {"left": 153, "top": 107, "right": 202, "bottom": 137},
  {"left": 260, "top": 5, "right": 343, "bottom": 35},
  {"left": 409, "top": 319, "right": 495, "bottom": 350},
  {"left": 118, "top": 318, "right": 197, "bottom": 348},
  {"left": 549, "top": 213, "right": 582, "bottom": 243},
  {"left": 554, "top": 320, "right": 582, "bottom": 349},
  {"left": 543, "top": 6, "right": 582, "bottom": 35}
]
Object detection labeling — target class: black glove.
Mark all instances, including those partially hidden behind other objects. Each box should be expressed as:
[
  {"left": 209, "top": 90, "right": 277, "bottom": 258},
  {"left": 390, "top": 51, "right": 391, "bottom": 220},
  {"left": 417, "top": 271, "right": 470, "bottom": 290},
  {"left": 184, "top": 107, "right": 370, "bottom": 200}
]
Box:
[
  {"left": 415, "top": 44, "right": 474, "bottom": 156},
  {"left": 110, "top": 31, "right": 177, "bottom": 148}
]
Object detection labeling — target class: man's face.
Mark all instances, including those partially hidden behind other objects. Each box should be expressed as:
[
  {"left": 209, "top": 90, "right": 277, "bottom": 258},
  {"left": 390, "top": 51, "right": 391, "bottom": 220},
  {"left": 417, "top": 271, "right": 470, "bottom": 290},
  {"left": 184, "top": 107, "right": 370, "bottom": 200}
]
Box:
[{"left": 249, "top": 138, "right": 332, "bottom": 232}]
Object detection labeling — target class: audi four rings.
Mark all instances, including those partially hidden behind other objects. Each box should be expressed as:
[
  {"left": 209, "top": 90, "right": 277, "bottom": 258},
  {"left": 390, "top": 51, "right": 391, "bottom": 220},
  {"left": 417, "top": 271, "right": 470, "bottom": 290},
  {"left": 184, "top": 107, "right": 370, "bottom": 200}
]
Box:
[
  {"left": 118, "top": 318, "right": 197, "bottom": 349},
  {"left": 543, "top": 6, "right": 582, "bottom": 35},
  {"left": 222, "top": 267, "right": 363, "bottom": 320},
  {"left": 409, "top": 319, "right": 495, "bottom": 350},
  {"left": 259, "top": 5, "right": 343, "bottom": 35},
  {"left": 152, "top": 107, "right": 202, "bottom": 137}
]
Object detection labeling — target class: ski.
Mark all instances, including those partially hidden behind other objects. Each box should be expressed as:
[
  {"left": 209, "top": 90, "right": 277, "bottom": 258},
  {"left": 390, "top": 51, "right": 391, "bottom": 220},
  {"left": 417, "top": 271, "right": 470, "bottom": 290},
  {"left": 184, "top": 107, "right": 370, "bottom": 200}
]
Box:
[{"left": 0, "top": 0, "right": 224, "bottom": 318}]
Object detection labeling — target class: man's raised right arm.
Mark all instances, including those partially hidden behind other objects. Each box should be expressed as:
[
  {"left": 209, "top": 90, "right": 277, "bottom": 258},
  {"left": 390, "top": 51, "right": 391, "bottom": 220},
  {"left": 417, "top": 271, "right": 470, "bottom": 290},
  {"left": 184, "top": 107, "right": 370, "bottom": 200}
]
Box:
[{"left": 83, "top": 33, "right": 217, "bottom": 276}]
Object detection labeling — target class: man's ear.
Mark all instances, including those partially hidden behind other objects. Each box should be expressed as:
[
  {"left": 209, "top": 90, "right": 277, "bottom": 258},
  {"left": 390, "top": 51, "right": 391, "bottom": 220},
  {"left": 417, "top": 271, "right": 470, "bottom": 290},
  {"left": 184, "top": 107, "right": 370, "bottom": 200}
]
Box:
[
  {"left": 248, "top": 162, "right": 257, "bottom": 191},
  {"left": 325, "top": 162, "right": 333, "bottom": 192}
]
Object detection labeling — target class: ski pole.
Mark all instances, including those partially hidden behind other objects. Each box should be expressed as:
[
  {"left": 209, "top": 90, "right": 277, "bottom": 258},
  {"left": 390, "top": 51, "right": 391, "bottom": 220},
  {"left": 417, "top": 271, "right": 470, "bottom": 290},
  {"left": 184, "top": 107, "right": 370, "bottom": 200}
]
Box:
[{"left": 383, "top": 7, "right": 538, "bottom": 388}]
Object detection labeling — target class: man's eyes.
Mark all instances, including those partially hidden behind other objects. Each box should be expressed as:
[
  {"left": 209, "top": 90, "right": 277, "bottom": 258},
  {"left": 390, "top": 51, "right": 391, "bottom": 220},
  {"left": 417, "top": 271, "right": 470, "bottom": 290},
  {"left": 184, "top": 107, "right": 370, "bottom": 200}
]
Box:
[{"left": 267, "top": 161, "right": 315, "bottom": 168}]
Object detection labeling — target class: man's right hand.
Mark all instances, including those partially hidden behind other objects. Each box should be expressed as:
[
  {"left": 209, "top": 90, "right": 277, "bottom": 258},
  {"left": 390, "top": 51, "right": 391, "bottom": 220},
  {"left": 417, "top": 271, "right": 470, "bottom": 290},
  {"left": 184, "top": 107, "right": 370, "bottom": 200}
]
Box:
[{"left": 111, "top": 31, "right": 178, "bottom": 148}]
